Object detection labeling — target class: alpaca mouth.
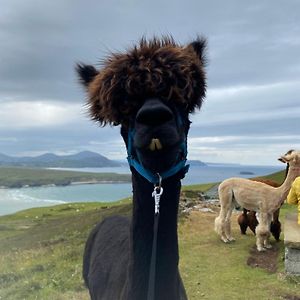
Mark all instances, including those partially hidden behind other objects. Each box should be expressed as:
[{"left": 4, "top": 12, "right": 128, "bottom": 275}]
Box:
[{"left": 148, "top": 138, "right": 163, "bottom": 151}]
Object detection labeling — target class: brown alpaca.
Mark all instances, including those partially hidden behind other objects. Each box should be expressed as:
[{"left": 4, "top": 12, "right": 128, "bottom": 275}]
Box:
[
  {"left": 78, "top": 36, "right": 206, "bottom": 126},
  {"left": 237, "top": 178, "right": 281, "bottom": 240},
  {"left": 238, "top": 209, "right": 258, "bottom": 235}
]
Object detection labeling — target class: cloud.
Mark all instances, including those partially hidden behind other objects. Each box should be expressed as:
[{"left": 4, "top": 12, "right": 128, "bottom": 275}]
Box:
[
  {"left": 190, "top": 135, "right": 300, "bottom": 144},
  {"left": 0, "top": 1, "right": 299, "bottom": 165},
  {"left": 188, "top": 134, "right": 300, "bottom": 165},
  {"left": 0, "top": 137, "right": 18, "bottom": 142},
  {"left": 189, "top": 80, "right": 300, "bottom": 142},
  {"left": 0, "top": 100, "right": 85, "bottom": 129}
]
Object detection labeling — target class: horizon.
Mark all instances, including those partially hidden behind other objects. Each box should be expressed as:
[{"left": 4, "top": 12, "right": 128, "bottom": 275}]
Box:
[{"left": 0, "top": 150, "right": 284, "bottom": 167}]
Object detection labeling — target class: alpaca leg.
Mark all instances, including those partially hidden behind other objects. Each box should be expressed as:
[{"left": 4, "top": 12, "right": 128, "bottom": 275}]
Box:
[
  {"left": 248, "top": 211, "right": 258, "bottom": 235},
  {"left": 215, "top": 185, "right": 234, "bottom": 243},
  {"left": 215, "top": 204, "right": 232, "bottom": 243},
  {"left": 224, "top": 208, "right": 235, "bottom": 242},
  {"left": 215, "top": 211, "right": 230, "bottom": 243},
  {"left": 255, "top": 213, "right": 270, "bottom": 252},
  {"left": 238, "top": 209, "right": 249, "bottom": 234},
  {"left": 263, "top": 232, "right": 272, "bottom": 249},
  {"left": 255, "top": 224, "right": 266, "bottom": 252},
  {"left": 263, "top": 213, "right": 272, "bottom": 249}
]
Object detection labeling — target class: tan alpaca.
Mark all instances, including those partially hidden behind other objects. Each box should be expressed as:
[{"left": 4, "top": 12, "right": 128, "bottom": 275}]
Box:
[{"left": 215, "top": 150, "right": 300, "bottom": 251}]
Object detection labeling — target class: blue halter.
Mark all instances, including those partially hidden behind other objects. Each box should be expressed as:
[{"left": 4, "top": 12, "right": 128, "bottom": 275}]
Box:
[{"left": 126, "top": 114, "right": 190, "bottom": 185}]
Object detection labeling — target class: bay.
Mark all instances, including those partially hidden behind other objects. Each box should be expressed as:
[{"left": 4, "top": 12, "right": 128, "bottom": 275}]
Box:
[{"left": 0, "top": 164, "right": 282, "bottom": 216}]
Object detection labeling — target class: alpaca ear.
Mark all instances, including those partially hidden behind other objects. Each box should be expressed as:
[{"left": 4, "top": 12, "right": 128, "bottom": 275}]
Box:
[
  {"left": 76, "top": 63, "right": 99, "bottom": 87},
  {"left": 187, "top": 37, "right": 207, "bottom": 65}
]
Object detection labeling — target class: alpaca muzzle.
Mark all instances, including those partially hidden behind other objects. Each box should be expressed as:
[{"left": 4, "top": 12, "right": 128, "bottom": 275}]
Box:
[{"left": 149, "top": 138, "right": 163, "bottom": 151}]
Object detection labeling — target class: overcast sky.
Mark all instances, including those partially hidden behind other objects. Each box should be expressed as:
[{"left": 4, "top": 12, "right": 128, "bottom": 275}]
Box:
[{"left": 0, "top": 0, "right": 299, "bottom": 165}]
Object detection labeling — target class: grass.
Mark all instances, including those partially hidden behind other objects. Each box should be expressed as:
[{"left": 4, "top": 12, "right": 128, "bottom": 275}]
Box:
[
  {"left": 0, "top": 167, "right": 131, "bottom": 188},
  {"left": 1, "top": 201, "right": 299, "bottom": 299},
  {"left": 1, "top": 170, "right": 299, "bottom": 299},
  {"left": 0, "top": 199, "right": 132, "bottom": 300},
  {"left": 179, "top": 204, "right": 300, "bottom": 300},
  {"left": 253, "top": 169, "right": 286, "bottom": 184},
  {"left": 182, "top": 182, "right": 216, "bottom": 192}
]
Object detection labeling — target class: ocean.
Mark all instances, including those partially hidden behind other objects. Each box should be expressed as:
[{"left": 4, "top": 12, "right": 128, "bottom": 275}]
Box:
[{"left": 0, "top": 164, "right": 282, "bottom": 216}]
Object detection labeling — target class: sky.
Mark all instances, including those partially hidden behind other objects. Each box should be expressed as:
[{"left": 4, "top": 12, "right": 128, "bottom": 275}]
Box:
[{"left": 0, "top": 0, "right": 300, "bottom": 165}]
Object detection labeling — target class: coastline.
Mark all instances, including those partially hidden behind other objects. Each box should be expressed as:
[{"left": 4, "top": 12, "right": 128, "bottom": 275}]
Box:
[
  {"left": 70, "top": 179, "right": 130, "bottom": 185},
  {"left": 0, "top": 179, "right": 131, "bottom": 190},
  {"left": 0, "top": 166, "right": 285, "bottom": 217}
]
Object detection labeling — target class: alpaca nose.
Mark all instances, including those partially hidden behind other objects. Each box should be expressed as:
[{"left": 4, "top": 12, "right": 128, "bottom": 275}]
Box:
[{"left": 136, "top": 98, "right": 173, "bottom": 126}]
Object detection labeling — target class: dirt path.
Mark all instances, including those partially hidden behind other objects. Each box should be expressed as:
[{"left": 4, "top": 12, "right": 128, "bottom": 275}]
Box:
[{"left": 247, "top": 244, "right": 280, "bottom": 273}]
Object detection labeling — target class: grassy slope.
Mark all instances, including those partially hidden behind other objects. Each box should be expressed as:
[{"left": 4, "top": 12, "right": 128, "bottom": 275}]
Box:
[
  {"left": 1, "top": 169, "right": 299, "bottom": 299},
  {"left": 182, "top": 182, "right": 216, "bottom": 192},
  {"left": 253, "top": 169, "right": 286, "bottom": 184},
  {"left": 0, "top": 200, "right": 131, "bottom": 300},
  {"left": 180, "top": 204, "right": 300, "bottom": 300},
  {"left": 0, "top": 167, "right": 131, "bottom": 188}
]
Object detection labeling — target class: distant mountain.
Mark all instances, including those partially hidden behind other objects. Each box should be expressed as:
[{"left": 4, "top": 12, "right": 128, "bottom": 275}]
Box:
[
  {"left": 0, "top": 151, "right": 121, "bottom": 168},
  {"left": 204, "top": 162, "right": 241, "bottom": 167},
  {"left": 188, "top": 160, "right": 207, "bottom": 167},
  {"left": 0, "top": 153, "right": 12, "bottom": 162}
]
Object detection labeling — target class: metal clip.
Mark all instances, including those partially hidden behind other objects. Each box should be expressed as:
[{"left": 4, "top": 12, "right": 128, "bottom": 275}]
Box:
[
  {"left": 156, "top": 173, "right": 162, "bottom": 189},
  {"left": 152, "top": 186, "right": 163, "bottom": 215}
]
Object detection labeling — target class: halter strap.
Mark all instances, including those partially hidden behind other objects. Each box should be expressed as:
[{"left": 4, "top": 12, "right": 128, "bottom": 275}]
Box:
[{"left": 126, "top": 115, "right": 189, "bottom": 185}]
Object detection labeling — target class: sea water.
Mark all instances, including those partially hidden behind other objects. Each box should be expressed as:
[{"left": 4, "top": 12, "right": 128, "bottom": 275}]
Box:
[
  {"left": 0, "top": 183, "right": 132, "bottom": 216},
  {"left": 0, "top": 164, "right": 282, "bottom": 216}
]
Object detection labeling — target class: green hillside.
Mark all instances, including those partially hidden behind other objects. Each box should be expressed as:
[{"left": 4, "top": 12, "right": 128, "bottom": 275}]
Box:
[
  {"left": 0, "top": 200, "right": 132, "bottom": 300},
  {"left": 0, "top": 170, "right": 299, "bottom": 299},
  {"left": 255, "top": 169, "right": 286, "bottom": 184},
  {"left": 0, "top": 167, "right": 131, "bottom": 188}
]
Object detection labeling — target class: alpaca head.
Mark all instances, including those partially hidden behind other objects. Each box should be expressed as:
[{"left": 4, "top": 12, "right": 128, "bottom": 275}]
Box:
[
  {"left": 77, "top": 36, "right": 207, "bottom": 174},
  {"left": 279, "top": 150, "right": 300, "bottom": 167}
]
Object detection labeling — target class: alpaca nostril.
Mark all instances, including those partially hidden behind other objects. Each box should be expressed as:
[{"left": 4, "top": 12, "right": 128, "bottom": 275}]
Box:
[{"left": 136, "top": 98, "right": 173, "bottom": 126}]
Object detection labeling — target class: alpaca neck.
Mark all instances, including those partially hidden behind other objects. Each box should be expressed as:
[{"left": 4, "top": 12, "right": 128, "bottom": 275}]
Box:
[
  {"left": 276, "top": 167, "right": 300, "bottom": 203},
  {"left": 128, "top": 169, "right": 182, "bottom": 300}
]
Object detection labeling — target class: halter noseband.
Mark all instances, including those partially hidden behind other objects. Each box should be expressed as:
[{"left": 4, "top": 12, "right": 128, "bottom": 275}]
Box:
[{"left": 126, "top": 112, "right": 190, "bottom": 185}]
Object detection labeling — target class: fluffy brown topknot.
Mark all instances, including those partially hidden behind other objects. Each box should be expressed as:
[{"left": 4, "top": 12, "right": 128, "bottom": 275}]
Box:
[{"left": 77, "top": 36, "right": 207, "bottom": 126}]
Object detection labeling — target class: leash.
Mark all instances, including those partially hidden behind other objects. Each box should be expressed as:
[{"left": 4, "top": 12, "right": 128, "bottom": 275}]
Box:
[{"left": 147, "top": 175, "right": 163, "bottom": 300}]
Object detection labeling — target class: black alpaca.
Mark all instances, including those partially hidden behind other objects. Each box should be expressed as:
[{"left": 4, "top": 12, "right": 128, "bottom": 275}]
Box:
[{"left": 77, "top": 36, "right": 207, "bottom": 300}]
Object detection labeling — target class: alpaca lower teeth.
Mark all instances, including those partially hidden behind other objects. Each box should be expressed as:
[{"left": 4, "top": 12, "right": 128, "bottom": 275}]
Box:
[{"left": 149, "top": 139, "right": 162, "bottom": 151}]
